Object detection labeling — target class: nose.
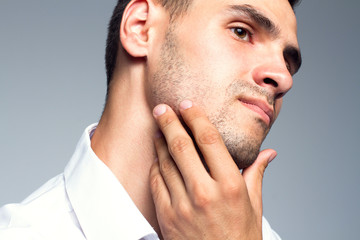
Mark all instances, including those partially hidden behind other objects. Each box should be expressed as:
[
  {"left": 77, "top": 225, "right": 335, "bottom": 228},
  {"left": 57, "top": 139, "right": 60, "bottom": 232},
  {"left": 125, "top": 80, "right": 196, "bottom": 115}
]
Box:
[{"left": 251, "top": 58, "right": 293, "bottom": 99}]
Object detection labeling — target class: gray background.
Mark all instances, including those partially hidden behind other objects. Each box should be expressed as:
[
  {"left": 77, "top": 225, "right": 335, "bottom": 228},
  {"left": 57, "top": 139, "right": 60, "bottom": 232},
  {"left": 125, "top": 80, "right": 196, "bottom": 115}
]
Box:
[{"left": 1, "top": 0, "right": 359, "bottom": 239}]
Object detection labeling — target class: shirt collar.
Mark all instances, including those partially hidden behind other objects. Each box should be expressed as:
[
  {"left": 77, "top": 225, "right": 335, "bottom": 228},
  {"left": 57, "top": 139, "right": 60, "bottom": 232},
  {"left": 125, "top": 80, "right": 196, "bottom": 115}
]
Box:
[{"left": 64, "top": 124, "right": 158, "bottom": 240}]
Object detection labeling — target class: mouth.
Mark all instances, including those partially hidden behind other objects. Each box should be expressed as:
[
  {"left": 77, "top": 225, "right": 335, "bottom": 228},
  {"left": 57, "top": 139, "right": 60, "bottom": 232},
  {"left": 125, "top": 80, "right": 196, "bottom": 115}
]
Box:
[{"left": 238, "top": 97, "right": 274, "bottom": 126}]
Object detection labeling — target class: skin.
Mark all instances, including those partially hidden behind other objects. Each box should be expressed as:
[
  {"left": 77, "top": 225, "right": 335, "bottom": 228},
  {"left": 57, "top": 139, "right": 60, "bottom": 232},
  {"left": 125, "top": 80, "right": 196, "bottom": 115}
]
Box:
[
  {"left": 146, "top": 0, "right": 299, "bottom": 168},
  {"left": 91, "top": 0, "right": 300, "bottom": 238},
  {"left": 151, "top": 101, "right": 277, "bottom": 239}
]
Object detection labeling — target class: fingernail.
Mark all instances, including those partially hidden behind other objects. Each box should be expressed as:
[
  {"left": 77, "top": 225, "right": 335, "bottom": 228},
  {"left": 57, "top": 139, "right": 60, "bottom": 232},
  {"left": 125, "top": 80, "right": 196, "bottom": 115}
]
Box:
[
  {"left": 268, "top": 152, "right": 277, "bottom": 163},
  {"left": 179, "top": 100, "right": 193, "bottom": 110},
  {"left": 153, "top": 104, "right": 167, "bottom": 117}
]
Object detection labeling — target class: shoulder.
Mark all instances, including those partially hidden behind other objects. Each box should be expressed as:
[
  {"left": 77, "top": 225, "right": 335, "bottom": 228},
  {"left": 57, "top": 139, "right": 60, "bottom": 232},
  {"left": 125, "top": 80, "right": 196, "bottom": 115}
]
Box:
[{"left": 0, "top": 174, "right": 84, "bottom": 239}]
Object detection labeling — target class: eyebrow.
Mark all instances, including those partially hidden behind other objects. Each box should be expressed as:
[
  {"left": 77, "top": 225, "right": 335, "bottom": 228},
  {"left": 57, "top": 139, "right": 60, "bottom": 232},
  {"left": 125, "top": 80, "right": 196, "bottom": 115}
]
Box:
[
  {"left": 226, "top": 4, "right": 302, "bottom": 74},
  {"left": 227, "top": 4, "right": 280, "bottom": 38}
]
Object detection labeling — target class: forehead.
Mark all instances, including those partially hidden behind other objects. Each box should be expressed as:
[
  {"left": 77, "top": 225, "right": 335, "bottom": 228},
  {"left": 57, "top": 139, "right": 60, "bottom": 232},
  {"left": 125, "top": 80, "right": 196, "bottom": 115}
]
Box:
[{"left": 185, "top": 0, "right": 298, "bottom": 45}]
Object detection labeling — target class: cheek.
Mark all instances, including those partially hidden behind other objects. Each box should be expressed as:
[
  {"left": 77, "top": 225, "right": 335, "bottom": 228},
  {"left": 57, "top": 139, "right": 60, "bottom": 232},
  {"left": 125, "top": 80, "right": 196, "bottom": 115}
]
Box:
[{"left": 179, "top": 27, "right": 243, "bottom": 77}]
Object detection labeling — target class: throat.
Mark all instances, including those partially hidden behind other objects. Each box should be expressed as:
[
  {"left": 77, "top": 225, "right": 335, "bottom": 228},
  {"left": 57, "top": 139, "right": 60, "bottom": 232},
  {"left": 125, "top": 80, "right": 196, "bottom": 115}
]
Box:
[{"left": 90, "top": 112, "right": 161, "bottom": 235}]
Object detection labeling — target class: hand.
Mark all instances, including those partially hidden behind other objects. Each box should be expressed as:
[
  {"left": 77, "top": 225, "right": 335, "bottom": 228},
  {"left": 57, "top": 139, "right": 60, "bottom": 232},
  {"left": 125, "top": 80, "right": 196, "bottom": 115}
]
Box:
[{"left": 149, "top": 100, "right": 277, "bottom": 240}]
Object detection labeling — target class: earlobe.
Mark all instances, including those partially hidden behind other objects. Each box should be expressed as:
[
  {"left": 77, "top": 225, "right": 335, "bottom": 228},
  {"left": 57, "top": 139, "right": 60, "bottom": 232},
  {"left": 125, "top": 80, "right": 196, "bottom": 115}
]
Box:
[{"left": 120, "top": 0, "right": 151, "bottom": 58}]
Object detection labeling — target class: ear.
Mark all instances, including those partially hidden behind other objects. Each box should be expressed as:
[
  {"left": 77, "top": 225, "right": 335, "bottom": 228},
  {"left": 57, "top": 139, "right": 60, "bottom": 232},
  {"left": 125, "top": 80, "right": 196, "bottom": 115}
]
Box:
[{"left": 120, "top": 0, "right": 152, "bottom": 58}]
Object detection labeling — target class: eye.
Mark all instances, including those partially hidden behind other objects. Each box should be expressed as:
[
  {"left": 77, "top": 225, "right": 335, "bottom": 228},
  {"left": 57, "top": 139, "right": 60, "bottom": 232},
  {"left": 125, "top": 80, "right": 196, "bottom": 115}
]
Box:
[
  {"left": 285, "top": 61, "right": 292, "bottom": 74},
  {"left": 231, "top": 27, "right": 251, "bottom": 42}
]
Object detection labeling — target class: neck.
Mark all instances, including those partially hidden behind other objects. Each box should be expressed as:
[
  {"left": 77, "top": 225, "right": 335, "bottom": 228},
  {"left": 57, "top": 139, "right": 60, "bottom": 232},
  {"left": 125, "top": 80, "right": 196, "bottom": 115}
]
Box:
[{"left": 90, "top": 63, "right": 161, "bottom": 234}]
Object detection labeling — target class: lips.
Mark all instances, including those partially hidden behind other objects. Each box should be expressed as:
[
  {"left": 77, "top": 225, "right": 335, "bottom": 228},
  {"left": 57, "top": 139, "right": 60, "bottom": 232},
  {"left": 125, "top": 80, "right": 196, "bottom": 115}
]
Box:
[{"left": 238, "top": 98, "right": 274, "bottom": 125}]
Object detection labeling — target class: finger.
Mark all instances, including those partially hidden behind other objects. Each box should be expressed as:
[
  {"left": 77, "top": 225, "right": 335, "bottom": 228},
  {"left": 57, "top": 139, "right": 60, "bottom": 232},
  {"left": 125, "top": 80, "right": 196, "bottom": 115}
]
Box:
[
  {"left": 153, "top": 104, "right": 211, "bottom": 188},
  {"left": 242, "top": 149, "right": 277, "bottom": 216},
  {"left": 179, "top": 100, "right": 241, "bottom": 181},
  {"left": 149, "top": 160, "right": 171, "bottom": 212},
  {"left": 154, "top": 132, "right": 187, "bottom": 202}
]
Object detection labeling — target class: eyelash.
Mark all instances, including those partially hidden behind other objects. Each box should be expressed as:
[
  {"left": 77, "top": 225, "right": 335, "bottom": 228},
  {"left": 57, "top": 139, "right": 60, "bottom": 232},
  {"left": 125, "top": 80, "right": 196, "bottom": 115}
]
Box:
[
  {"left": 230, "top": 25, "right": 294, "bottom": 75},
  {"left": 230, "top": 26, "right": 253, "bottom": 42},
  {"left": 286, "top": 62, "right": 291, "bottom": 73}
]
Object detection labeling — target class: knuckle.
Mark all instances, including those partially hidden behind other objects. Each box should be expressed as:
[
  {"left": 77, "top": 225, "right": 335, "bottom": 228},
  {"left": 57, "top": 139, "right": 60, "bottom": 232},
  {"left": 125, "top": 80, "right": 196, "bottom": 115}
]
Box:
[
  {"left": 150, "top": 170, "right": 160, "bottom": 190},
  {"left": 193, "top": 194, "right": 210, "bottom": 208},
  {"left": 176, "top": 201, "right": 193, "bottom": 221},
  {"left": 192, "top": 183, "right": 211, "bottom": 208},
  {"left": 198, "top": 127, "right": 221, "bottom": 145},
  {"left": 221, "top": 180, "right": 242, "bottom": 198},
  {"left": 149, "top": 165, "right": 158, "bottom": 185},
  {"left": 149, "top": 175, "right": 162, "bottom": 199},
  {"left": 159, "top": 114, "right": 177, "bottom": 129},
  {"left": 169, "top": 136, "right": 192, "bottom": 155},
  {"left": 159, "top": 158, "right": 176, "bottom": 175},
  {"left": 185, "top": 108, "right": 204, "bottom": 121}
]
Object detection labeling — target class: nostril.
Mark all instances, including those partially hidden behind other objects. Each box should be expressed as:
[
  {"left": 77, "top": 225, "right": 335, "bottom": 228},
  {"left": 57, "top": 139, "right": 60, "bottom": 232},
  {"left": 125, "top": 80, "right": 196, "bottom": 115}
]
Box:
[{"left": 264, "top": 78, "right": 278, "bottom": 87}]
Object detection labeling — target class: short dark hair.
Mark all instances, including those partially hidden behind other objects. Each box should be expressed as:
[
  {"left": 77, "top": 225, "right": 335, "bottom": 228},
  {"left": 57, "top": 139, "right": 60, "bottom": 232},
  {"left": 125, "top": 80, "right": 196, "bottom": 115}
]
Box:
[{"left": 105, "top": 0, "right": 300, "bottom": 92}]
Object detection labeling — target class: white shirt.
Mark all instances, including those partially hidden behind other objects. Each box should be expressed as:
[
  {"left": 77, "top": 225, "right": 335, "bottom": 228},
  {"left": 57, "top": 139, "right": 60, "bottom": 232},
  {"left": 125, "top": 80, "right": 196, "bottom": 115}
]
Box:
[{"left": 0, "top": 124, "right": 281, "bottom": 240}]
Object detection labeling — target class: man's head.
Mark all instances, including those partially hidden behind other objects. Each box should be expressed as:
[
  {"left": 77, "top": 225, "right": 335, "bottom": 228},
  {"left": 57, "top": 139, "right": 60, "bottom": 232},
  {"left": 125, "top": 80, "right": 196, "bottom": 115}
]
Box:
[
  {"left": 106, "top": 0, "right": 302, "bottom": 168},
  {"left": 105, "top": 0, "right": 300, "bottom": 87}
]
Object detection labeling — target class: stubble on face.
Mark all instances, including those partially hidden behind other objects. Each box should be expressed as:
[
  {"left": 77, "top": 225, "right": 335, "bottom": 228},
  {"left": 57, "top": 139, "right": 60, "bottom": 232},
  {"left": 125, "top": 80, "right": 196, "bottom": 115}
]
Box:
[{"left": 150, "top": 25, "right": 274, "bottom": 169}]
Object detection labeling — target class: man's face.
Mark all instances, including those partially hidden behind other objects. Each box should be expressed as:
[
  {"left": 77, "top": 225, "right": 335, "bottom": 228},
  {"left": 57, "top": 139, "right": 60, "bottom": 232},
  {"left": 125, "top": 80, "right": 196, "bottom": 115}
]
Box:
[{"left": 146, "top": 0, "right": 301, "bottom": 168}]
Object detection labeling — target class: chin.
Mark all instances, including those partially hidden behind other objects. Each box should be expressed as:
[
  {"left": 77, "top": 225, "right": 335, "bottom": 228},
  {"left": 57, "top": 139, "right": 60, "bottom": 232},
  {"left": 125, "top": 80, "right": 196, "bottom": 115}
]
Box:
[
  {"left": 224, "top": 135, "right": 261, "bottom": 169},
  {"left": 215, "top": 119, "right": 266, "bottom": 169}
]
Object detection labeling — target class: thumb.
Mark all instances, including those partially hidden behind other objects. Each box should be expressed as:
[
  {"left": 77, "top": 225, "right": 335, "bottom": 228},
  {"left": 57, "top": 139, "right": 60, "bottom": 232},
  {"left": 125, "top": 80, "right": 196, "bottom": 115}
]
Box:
[{"left": 242, "top": 149, "right": 277, "bottom": 215}]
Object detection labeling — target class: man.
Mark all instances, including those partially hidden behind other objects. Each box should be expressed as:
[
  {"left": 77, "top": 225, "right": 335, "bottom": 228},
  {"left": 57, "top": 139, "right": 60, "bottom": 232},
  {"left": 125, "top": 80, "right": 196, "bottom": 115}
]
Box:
[{"left": 0, "top": 0, "right": 301, "bottom": 239}]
